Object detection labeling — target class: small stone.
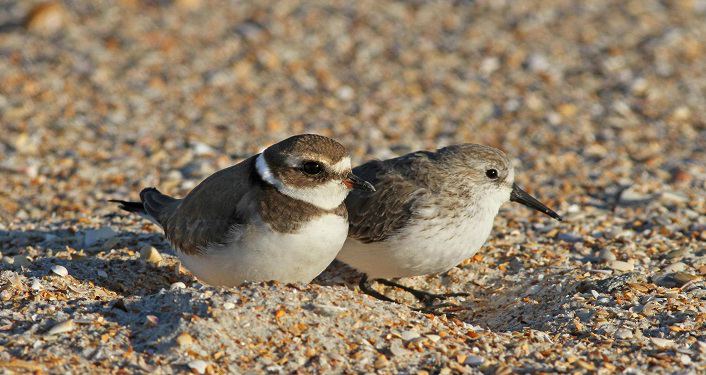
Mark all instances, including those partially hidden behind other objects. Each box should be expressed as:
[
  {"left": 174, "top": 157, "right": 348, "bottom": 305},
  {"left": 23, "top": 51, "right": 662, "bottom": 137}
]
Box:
[
  {"left": 374, "top": 355, "right": 388, "bottom": 369},
  {"left": 47, "top": 319, "right": 75, "bottom": 335},
  {"left": 102, "top": 237, "right": 121, "bottom": 251},
  {"left": 608, "top": 260, "right": 634, "bottom": 272},
  {"left": 84, "top": 227, "right": 117, "bottom": 247},
  {"left": 639, "top": 301, "right": 659, "bottom": 316},
  {"left": 24, "top": 2, "right": 66, "bottom": 35},
  {"left": 650, "top": 337, "right": 675, "bottom": 349},
  {"left": 187, "top": 359, "right": 208, "bottom": 374},
  {"left": 400, "top": 330, "right": 420, "bottom": 341},
  {"left": 140, "top": 246, "right": 162, "bottom": 264},
  {"left": 145, "top": 315, "right": 159, "bottom": 327},
  {"left": 599, "top": 248, "right": 616, "bottom": 262},
  {"left": 51, "top": 265, "right": 68, "bottom": 277},
  {"left": 310, "top": 303, "right": 347, "bottom": 317},
  {"left": 176, "top": 332, "right": 194, "bottom": 347},
  {"left": 223, "top": 302, "right": 235, "bottom": 310},
  {"left": 615, "top": 328, "right": 633, "bottom": 340},
  {"left": 31, "top": 279, "right": 42, "bottom": 291},
  {"left": 464, "top": 355, "right": 484, "bottom": 366},
  {"left": 389, "top": 339, "right": 408, "bottom": 356},
  {"left": 13, "top": 255, "right": 31, "bottom": 268},
  {"left": 176, "top": 0, "right": 202, "bottom": 10},
  {"left": 664, "top": 262, "right": 688, "bottom": 273},
  {"left": 664, "top": 249, "right": 688, "bottom": 260},
  {"left": 557, "top": 232, "right": 583, "bottom": 243},
  {"left": 661, "top": 191, "right": 689, "bottom": 203},
  {"left": 426, "top": 334, "right": 441, "bottom": 343},
  {"left": 170, "top": 282, "right": 186, "bottom": 290},
  {"left": 97, "top": 270, "right": 108, "bottom": 278},
  {"left": 670, "top": 272, "right": 700, "bottom": 286}
]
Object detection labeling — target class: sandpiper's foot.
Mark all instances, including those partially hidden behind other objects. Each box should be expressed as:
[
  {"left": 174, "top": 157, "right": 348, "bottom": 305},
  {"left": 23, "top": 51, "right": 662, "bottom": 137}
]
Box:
[
  {"left": 373, "top": 278, "right": 469, "bottom": 307},
  {"left": 358, "top": 276, "right": 470, "bottom": 316}
]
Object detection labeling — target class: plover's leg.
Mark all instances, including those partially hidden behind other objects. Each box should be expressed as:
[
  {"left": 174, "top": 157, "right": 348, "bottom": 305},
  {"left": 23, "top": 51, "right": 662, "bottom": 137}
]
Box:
[
  {"left": 358, "top": 275, "right": 398, "bottom": 304},
  {"left": 374, "top": 278, "right": 468, "bottom": 307}
]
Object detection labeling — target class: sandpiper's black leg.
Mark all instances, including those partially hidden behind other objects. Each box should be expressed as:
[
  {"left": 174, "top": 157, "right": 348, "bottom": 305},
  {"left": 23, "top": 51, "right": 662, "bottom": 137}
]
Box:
[
  {"left": 358, "top": 275, "right": 398, "bottom": 304},
  {"left": 374, "top": 278, "right": 468, "bottom": 307}
]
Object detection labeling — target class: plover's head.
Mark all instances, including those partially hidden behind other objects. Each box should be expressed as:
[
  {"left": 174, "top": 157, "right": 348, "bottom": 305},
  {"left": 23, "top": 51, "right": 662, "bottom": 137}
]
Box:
[
  {"left": 437, "top": 144, "right": 561, "bottom": 220},
  {"left": 256, "top": 134, "right": 374, "bottom": 210}
]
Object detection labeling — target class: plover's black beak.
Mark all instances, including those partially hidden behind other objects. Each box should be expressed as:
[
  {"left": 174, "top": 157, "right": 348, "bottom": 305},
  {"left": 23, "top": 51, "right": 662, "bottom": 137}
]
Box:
[
  {"left": 510, "top": 183, "right": 562, "bottom": 221},
  {"left": 343, "top": 173, "right": 376, "bottom": 192}
]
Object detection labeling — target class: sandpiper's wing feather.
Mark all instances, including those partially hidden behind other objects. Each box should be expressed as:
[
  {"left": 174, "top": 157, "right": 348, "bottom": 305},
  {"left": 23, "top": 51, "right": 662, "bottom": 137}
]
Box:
[
  {"left": 346, "top": 151, "right": 435, "bottom": 243},
  {"left": 160, "top": 155, "right": 261, "bottom": 255}
]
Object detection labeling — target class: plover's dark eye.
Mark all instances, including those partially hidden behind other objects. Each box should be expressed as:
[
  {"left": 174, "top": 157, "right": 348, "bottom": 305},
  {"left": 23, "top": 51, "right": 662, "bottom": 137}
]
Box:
[
  {"left": 485, "top": 169, "right": 499, "bottom": 179},
  {"left": 300, "top": 161, "right": 323, "bottom": 175}
]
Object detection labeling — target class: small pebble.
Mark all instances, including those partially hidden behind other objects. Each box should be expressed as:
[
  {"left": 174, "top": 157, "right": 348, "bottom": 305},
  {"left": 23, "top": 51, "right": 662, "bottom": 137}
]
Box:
[
  {"left": 557, "top": 233, "right": 583, "bottom": 243},
  {"left": 24, "top": 2, "right": 66, "bottom": 35},
  {"left": 31, "top": 279, "right": 42, "bottom": 291},
  {"left": 187, "top": 360, "right": 208, "bottom": 374},
  {"left": 223, "top": 302, "right": 235, "bottom": 310},
  {"left": 670, "top": 272, "right": 700, "bottom": 286},
  {"left": 400, "top": 330, "right": 420, "bottom": 341},
  {"left": 664, "top": 249, "right": 688, "bottom": 260},
  {"left": 650, "top": 337, "right": 675, "bottom": 349},
  {"left": 464, "top": 355, "right": 485, "bottom": 366},
  {"left": 13, "top": 255, "right": 31, "bottom": 267},
  {"left": 311, "top": 303, "right": 347, "bottom": 317},
  {"left": 608, "top": 260, "right": 634, "bottom": 272},
  {"left": 51, "top": 265, "right": 68, "bottom": 277},
  {"left": 663, "top": 262, "right": 687, "bottom": 273},
  {"left": 170, "top": 282, "right": 186, "bottom": 290},
  {"left": 615, "top": 328, "right": 633, "bottom": 340},
  {"left": 374, "top": 355, "right": 388, "bottom": 369},
  {"left": 389, "top": 339, "right": 408, "bottom": 356},
  {"left": 47, "top": 319, "right": 75, "bottom": 335},
  {"left": 599, "top": 248, "right": 617, "bottom": 262},
  {"left": 84, "top": 227, "right": 117, "bottom": 247},
  {"left": 176, "top": 332, "right": 194, "bottom": 347},
  {"left": 145, "top": 315, "right": 159, "bottom": 327},
  {"left": 140, "top": 246, "right": 163, "bottom": 264}
]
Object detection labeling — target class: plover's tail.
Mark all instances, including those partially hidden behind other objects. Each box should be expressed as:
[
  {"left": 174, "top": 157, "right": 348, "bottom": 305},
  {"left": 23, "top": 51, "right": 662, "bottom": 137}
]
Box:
[
  {"left": 110, "top": 187, "right": 178, "bottom": 227},
  {"left": 109, "top": 199, "right": 146, "bottom": 215}
]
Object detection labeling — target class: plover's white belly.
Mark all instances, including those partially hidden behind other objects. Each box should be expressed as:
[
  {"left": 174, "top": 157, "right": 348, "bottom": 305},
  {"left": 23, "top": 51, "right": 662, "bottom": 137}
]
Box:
[
  {"left": 178, "top": 214, "right": 348, "bottom": 286},
  {"left": 338, "top": 211, "right": 496, "bottom": 279}
]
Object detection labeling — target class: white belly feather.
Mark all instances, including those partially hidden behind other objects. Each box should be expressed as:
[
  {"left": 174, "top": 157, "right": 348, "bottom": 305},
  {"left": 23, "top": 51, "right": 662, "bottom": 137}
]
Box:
[
  {"left": 337, "top": 202, "right": 501, "bottom": 279},
  {"left": 178, "top": 214, "right": 348, "bottom": 286}
]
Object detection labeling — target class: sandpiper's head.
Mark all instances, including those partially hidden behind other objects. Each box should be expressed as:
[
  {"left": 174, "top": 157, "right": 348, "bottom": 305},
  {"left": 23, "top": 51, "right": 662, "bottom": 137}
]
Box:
[
  {"left": 437, "top": 144, "right": 561, "bottom": 220},
  {"left": 256, "top": 134, "right": 374, "bottom": 210}
]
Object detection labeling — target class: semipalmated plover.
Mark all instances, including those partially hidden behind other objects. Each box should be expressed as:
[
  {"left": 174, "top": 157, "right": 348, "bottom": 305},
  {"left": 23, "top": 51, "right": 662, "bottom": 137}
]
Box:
[
  {"left": 111, "top": 134, "right": 374, "bottom": 286},
  {"left": 337, "top": 144, "right": 561, "bottom": 307}
]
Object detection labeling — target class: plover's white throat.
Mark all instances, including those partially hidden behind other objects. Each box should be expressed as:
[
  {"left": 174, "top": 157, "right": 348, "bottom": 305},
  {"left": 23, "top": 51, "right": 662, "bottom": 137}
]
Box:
[
  {"left": 336, "top": 144, "right": 561, "bottom": 308},
  {"left": 112, "top": 134, "right": 374, "bottom": 286}
]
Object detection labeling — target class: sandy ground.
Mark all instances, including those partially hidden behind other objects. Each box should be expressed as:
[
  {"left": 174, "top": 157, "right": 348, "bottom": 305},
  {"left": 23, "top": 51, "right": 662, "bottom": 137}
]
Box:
[{"left": 0, "top": 0, "right": 705, "bottom": 373}]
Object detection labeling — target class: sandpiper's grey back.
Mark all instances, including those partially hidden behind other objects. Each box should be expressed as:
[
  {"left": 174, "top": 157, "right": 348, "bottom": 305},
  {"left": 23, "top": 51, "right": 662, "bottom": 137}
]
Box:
[{"left": 345, "top": 144, "right": 513, "bottom": 244}]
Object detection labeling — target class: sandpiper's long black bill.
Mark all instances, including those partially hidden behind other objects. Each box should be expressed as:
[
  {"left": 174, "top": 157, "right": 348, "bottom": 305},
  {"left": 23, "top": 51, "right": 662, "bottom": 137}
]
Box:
[
  {"left": 510, "top": 183, "right": 562, "bottom": 221},
  {"left": 343, "top": 173, "right": 376, "bottom": 192}
]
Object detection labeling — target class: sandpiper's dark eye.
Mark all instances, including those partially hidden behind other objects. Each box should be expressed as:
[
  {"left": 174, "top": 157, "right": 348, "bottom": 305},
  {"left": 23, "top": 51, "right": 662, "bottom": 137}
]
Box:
[
  {"left": 486, "top": 169, "right": 499, "bottom": 179},
  {"left": 300, "top": 161, "right": 323, "bottom": 175}
]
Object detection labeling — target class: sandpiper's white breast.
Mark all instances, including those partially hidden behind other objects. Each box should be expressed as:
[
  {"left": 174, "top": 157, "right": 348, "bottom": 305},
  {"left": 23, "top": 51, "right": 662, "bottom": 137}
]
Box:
[
  {"left": 338, "top": 187, "right": 510, "bottom": 279},
  {"left": 178, "top": 213, "right": 348, "bottom": 286}
]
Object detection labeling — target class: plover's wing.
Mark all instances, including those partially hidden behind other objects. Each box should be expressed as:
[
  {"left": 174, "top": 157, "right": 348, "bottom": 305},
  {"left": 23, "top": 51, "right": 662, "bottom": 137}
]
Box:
[
  {"left": 346, "top": 152, "right": 434, "bottom": 243},
  {"left": 161, "top": 155, "right": 260, "bottom": 255}
]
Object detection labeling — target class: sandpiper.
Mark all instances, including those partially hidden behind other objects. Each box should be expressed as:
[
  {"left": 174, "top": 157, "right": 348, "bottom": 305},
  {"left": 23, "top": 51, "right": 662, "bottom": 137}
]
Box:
[
  {"left": 337, "top": 144, "right": 561, "bottom": 308},
  {"left": 112, "top": 134, "right": 375, "bottom": 286}
]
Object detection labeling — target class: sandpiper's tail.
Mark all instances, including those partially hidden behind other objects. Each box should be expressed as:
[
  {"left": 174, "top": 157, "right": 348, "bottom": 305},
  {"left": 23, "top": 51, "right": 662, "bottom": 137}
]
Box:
[{"left": 110, "top": 187, "right": 178, "bottom": 227}]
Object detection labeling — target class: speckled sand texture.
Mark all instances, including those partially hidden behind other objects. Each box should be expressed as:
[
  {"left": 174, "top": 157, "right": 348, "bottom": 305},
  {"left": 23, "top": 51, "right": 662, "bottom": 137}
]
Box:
[{"left": 1, "top": 0, "right": 705, "bottom": 373}]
